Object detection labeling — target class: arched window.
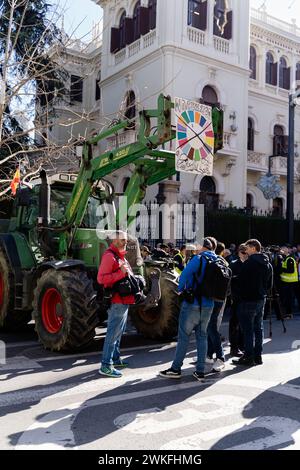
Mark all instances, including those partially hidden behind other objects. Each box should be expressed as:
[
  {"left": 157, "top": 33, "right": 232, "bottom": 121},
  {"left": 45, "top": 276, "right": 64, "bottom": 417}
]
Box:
[
  {"left": 200, "top": 176, "right": 216, "bottom": 193},
  {"left": 273, "top": 198, "right": 283, "bottom": 217},
  {"left": 266, "top": 52, "right": 276, "bottom": 86},
  {"left": 149, "top": 0, "right": 157, "bottom": 30},
  {"left": 201, "top": 85, "right": 219, "bottom": 106},
  {"left": 199, "top": 176, "right": 219, "bottom": 211},
  {"left": 249, "top": 46, "right": 257, "bottom": 80},
  {"left": 133, "top": 1, "right": 141, "bottom": 41},
  {"left": 213, "top": 0, "right": 232, "bottom": 39},
  {"left": 273, "top": 125, "right": 287, "bottom": 156},
  {"left": 188, "top": 0, "right": 207, "bottom": 31},
  {"left": 279, "top": 57, "right": 290, "bottom": 90},
  {"left": 119, "top": 11, "right": 126, "bottom": 49},
  {"left": 248, "top": 118, "right": 254, "bottom": 151},
  {"left": 296, "top": 62, "right": 300, "bottom": 81},
  {"left": 246, "top": 194, "right": 254, "bottom": 210},
  {"left": 125, "top": 90, "right": 136, "bottom": 129}
]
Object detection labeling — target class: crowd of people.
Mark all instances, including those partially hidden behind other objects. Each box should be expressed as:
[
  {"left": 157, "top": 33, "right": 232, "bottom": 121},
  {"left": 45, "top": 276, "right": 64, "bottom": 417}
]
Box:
[{"left": 97, "top": 232, "right": 298, "bottom": 380}]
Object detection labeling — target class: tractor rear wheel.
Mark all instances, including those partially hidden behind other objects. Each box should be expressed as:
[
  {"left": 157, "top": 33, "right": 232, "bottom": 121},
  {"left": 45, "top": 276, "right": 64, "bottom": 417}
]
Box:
[
  {"left": 130, "top": 273, "right": 181, "bottom": 339},
  {"left": 0, "top": 248, "right": 31, "bottom": 330},
  {"left": 32, "top": 269, "right": 99, "bottom": 351}
]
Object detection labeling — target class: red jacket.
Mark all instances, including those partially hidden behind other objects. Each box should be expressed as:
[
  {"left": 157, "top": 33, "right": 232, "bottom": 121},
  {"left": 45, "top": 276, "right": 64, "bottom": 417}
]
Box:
[{"left": 97, "top": 244, "right": 135, "bottom": 305}]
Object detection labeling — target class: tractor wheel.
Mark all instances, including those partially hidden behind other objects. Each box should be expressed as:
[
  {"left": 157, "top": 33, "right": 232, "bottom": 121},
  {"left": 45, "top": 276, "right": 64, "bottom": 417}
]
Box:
[
  {"left": 32, "top": 269, "right": 99, "bottom": 351},
  {"left": 0, "top": 248, "right": 31, "bottom": 330},
  {"left": 130, "top": 273, "right": 181, "bottom": 339}
]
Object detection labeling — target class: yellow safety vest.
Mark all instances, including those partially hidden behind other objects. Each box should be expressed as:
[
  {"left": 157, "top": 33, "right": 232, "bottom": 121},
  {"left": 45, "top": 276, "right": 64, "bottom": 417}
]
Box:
[
  {"left": 280, "top": 257, "right": 298, "bottom": 283},
  {"left": 175, "top": 252, "right": 185, "bottom": 275}
]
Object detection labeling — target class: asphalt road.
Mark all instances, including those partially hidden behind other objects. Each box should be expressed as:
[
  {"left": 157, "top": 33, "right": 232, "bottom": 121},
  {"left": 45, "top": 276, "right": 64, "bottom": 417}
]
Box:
[{"left": 0, "top": 317, "right": 300, "bottom": 450}]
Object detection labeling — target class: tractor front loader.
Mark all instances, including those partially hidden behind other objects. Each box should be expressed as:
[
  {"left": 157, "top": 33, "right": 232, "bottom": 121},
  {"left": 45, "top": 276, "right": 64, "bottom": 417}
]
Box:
[{"left": 0, "top": 95, "right": 223, "bottom": 351}]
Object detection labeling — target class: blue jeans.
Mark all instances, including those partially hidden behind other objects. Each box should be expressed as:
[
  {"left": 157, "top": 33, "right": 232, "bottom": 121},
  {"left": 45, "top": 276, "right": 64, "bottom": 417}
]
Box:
[
  {"left": 172, "top": 302, "right": 213, "bottom": 374},
  {"left": 237, "top": 300, "right": 265, "bottom": 359},
  {"left": 207, "top": 301, "right": 225, "bottom": 360},
  {"left": 101, "top": 303, "right": 129, "bottom": 367}
]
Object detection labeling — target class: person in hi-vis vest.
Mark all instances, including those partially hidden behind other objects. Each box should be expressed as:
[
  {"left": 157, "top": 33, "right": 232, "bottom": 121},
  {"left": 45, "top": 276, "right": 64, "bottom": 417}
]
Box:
[
  {"left": 174, "top": 245, "right": 186, "bottom": 275},
  {"left": 279, "top": 246, "right": 298, "bottom": 319}
]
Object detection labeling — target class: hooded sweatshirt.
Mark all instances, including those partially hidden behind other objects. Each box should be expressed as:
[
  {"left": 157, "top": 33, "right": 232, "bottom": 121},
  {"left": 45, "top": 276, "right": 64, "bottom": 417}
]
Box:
[{"left": 238, "top": 253, "right": 273, "bottom": 302}]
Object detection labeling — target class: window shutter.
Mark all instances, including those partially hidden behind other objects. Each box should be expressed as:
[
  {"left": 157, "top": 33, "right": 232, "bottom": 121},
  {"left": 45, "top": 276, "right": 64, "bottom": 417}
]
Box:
[
  {"left": 199, "top": 0, "right": 208, "bottom": 31},
  {"left": 110, "top": 27, "right": 120, "bottom": 53},
  {"left": 125, "top": 17, "right": 134, "bottom": 45},
  {"left": 70, "top": 75, "right": 83, "bottom": 103},
  {"left": 283, "top": 136, "right": 289, "bottom": 156},
  {"left": 283, "top": 67, "right": 290, "bottom": 90},
  {"left": 248, "top": 128, "right": 254, "bottom": 151},
  {"left": 273, "top": 136, "right": 280, "bottom": 156},
  {"left": 223, "top": 10, "right": 232, "bottom": 40},
  {"left": 271, "top": 63, "right": 278, "bottom": 86},
  {"left": 140, "top": 6, "right": 150, "bottom": 35}
]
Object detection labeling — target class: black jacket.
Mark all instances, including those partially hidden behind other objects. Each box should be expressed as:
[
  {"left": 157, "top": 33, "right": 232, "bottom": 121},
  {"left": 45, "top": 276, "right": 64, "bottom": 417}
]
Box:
[
  {"left": 238, "top": 253, "right": 273, "bottom": 301},
  {"left": 229, "top": 258, "right": 244, "bottom": 301}
]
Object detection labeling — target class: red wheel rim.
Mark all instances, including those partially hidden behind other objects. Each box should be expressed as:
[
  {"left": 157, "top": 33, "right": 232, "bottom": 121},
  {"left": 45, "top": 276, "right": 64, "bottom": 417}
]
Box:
[
  {"left": 42, "top": 288, "right": 64, "bottom": 334},
  {"left": 0, "top": 272, "right": 4, "bottom": 307}
]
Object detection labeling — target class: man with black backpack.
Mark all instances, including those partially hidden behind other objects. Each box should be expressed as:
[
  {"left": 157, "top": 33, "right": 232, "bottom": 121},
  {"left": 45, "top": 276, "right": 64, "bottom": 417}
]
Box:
[
  {"left": 97, "top": 231, "right": 136, "bottom": 378},
  {"left": 159, "top": 237, "right": 223, "bottom": 382}
]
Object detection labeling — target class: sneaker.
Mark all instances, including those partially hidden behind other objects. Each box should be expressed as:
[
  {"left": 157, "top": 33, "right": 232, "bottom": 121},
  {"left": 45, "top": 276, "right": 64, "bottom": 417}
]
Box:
[
  {"left": 113, "top": 359, "right": 129, "bottom": 368},
  {"left": 230, "top": 349, "right": 243, "bottom": 357},
  {"left": 232, "top": 356, "right": 255, "bottom": 367},
  {"left": 206, "top": 357, "right": 214, "bottom": 364},
  {"left": 192, "top": 357, "right": 213, "bottom": 364},
  {"left": 254, "top": 356, "right": 263, "bottom": 365},
  {"left": 99, "top": 366, "right": 123, "bottom": 378},
  {"left": 159, "top": 368, "right": 181, "bottom": 379},
  {"left": 193, "top": 371, "right": 205, "bottom": 381},
  {"left": 212, "top": 358, "right": 226, "bottom": 372}
]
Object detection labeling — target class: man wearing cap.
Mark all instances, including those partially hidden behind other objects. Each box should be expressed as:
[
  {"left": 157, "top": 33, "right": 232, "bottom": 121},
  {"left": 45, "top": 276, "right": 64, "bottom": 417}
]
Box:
[
  {"left": 159, "top": 237, "right": 218, "bottom": 381},
  {"left": 97, "top": 231, "right": 135, "bottom": 378},
  {"left": 141, "top": 245, "right": 151, "bottom": 260}
]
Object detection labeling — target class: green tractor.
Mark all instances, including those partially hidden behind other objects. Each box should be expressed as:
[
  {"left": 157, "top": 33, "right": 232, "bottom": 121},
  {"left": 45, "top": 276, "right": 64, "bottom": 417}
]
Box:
[{"left": 0, "top": 95, "right": 223, "bottom": 351}]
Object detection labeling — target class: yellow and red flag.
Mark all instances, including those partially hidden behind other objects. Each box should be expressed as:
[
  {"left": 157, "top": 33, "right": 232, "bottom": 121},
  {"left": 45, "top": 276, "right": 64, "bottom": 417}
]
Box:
[{"left": 10, "top": 168, "right": 20, "bottom": 196}]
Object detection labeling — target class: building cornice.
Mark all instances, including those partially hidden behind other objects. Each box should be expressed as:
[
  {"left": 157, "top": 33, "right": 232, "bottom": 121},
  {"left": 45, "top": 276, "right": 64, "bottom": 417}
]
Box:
[
  {"left": 251, "top": 23, "right": 300, "bottom": 56},
  {"left": 102, "top": 44, "right": 250, "bottom": 86}
]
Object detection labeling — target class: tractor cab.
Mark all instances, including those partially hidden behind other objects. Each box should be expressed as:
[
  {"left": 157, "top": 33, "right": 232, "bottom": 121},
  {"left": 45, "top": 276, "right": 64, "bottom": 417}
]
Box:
[{"left": 9, "top": 173, "right": 116, "bottom": 263}]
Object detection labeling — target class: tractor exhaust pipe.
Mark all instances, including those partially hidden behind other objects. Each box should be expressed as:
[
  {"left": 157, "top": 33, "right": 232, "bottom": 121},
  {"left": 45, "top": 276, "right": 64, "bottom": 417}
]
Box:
[
  {"left": 38, "top": 170, "right": 52, "bottom": 258},
  {"left": 39, "top": 170, "right": 50, "bottom": 225}
]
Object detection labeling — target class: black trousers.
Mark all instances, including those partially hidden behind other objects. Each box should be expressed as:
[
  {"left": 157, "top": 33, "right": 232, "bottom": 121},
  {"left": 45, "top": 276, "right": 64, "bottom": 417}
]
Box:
[
  {"left": 229, "top": 300, "right": 244, "bottom": 352},
  {"left": 279, "top": 282, "right": 297, "bottom": 317}
]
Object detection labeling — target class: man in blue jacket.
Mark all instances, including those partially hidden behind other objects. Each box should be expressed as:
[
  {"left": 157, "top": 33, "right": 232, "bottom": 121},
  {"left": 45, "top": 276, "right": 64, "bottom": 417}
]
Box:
[{"left": 159, "top": 237, "right": 217, "bottom": 381}]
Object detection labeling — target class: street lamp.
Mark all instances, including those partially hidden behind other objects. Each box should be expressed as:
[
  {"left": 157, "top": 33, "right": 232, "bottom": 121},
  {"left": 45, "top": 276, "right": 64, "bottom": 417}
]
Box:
[{"left": 287, "top": 90, "right": 300, "bottom": 244}]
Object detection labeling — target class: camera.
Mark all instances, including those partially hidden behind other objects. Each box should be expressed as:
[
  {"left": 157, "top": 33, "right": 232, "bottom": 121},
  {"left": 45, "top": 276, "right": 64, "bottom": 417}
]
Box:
[{"left": 179, "top": 289, "right": 195, "bottom": 304}]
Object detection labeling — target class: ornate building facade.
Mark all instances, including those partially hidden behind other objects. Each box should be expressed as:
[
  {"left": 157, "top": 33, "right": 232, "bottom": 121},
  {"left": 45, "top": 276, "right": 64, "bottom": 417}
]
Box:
[{"left": 56, "top": 1, "right": 300, "bottom": 216}]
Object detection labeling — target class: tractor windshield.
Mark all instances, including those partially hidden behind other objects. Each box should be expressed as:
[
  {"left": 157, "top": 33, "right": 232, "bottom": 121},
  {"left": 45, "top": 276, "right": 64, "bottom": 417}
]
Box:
[{"left": 50, "top": 187, "right": 115, "bottom": 229}]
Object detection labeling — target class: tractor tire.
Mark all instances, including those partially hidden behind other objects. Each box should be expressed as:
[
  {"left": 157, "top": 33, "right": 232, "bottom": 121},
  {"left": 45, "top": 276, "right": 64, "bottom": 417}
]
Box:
[
  {"left": 32, "top": 269, "right": 99, "bottom": 351},
  {"left": 0, "top": 248, "right": 31, "bottom": 330},
  {"left": 130, "top": 273, "right": 181, "bottom": 339}
]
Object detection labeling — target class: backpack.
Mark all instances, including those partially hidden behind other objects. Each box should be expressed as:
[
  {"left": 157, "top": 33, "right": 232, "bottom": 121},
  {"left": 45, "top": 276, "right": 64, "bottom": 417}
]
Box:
[
  {"left": 106, "top": 249, "right": 146, "bottom": 303},
  {"left": 195, "top": 255, "right": 232, "bottom": 302}
]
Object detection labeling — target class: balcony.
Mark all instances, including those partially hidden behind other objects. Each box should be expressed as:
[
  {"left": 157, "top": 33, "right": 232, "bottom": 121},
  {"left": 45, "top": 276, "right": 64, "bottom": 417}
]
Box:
[
  {"left": 213, "top": 36, "right": 230, "bottom": 54},
  {"left": 114, "top": 30, "right": 156, "bottom": 66},
  {"left": 247, "top": 151, "right": 267, "bottom": 172},
  {"left": 187, "top": 26, "right": 206, "bottom": 46}
]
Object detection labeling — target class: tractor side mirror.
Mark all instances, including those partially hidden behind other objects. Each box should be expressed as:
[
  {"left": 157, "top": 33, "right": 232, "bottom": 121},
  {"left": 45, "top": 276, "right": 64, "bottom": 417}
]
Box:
[{"left": 16, "top": 188, "right": 31, "bottom": 207}]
